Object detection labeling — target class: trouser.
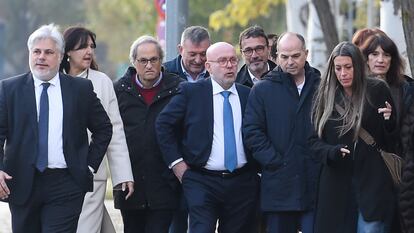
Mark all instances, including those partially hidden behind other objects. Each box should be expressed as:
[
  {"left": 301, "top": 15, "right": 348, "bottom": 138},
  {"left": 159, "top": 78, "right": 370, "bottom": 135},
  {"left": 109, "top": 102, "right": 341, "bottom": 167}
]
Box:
[
  {"left": 266, "top": 210, "right": 315, "bottom": 233},
  {"left": 182, "top": 168, "right": 259, "bottom": 233},
  {"left": 10, "top": 168, "right": 85, "bottom": 233}
]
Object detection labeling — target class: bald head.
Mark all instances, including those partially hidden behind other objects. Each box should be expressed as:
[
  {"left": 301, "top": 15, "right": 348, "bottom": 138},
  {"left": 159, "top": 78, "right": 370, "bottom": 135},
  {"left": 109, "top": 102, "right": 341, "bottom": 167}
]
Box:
[
  {"left": 206, "top": 42, "right": 234, "bottom": 61},
  {"left": 277, "top": 32, "right": 306, "bottom": 51},
  {"left": 276, "top": 32, "right": 308, "bottom": 81},
  {"left": 205, "top": 42, "right": 238, "bottom": 90}
]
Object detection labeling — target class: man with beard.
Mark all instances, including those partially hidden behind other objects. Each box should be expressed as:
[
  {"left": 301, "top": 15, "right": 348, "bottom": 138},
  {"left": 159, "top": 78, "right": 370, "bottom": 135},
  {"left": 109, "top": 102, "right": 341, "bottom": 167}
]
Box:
[
  {"left": 0, "top": 24, "right": 112, "bottom": 233},
  {"left": 157, "top": 42, "right": 259, "bottom": 233},
  {"left": 236, "top": 25, "right": 276, "bottom": 88},
  {"left": 163, "top": 26, "right": 210, "bottom": 82}
]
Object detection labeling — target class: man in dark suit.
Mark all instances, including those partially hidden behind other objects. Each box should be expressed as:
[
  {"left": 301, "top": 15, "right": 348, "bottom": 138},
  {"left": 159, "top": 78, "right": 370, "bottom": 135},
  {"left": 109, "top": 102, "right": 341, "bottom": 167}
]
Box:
[
  {"left": 156, "top": 42, "right": 259, "bottom": 233},
  {"left": 163, "top": 26, "right": 210, "bottom": 82},
  {"left": 236, "top": 25, "right": 276, "bottom": 88},
  {"left": 163, "top": 25, "right": 211, "bottom": 233},
  {"left": 0, "top": 24, "right": 112, "bottom": 233}
]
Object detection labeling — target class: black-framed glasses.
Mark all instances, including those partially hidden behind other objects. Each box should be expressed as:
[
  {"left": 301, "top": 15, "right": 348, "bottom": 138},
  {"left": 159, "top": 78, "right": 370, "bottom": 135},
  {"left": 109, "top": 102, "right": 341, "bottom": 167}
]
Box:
[
  {"left": 241, "top": 45, "right": 266, "bottom": 56},
  {"left": 208, "top": 57, "right": 238, "bottom": 67},
  {"left": 136, "top": 57, "right": 160, "bottom": 66}
]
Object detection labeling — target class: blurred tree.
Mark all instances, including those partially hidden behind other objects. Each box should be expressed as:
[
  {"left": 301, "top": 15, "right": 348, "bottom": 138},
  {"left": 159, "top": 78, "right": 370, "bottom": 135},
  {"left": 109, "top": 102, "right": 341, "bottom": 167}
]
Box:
[
  {"left": 401, "top": 0, "right": 414, "bottom": 76},
  {"left": 0, "top": 0, "right": 85, "bottom": 77},
  {"left": 312, "top": 0, "right": 339, "bottom": 54},
  {"left": 209, "top": 0, "right": 284, "bottom": 31},
  {"left": 207, "top": 0, "right": 286, "bottom": 51},
  {"left": 84, "top": 0, "right": 157, "bottom": 68}
]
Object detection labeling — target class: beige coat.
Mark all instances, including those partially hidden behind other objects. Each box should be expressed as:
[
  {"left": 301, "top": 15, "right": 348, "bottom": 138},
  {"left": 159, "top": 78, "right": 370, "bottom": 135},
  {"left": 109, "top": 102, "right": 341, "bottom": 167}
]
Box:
[{"left": 76, "top": 69, "right": 133, "bottom": 233}]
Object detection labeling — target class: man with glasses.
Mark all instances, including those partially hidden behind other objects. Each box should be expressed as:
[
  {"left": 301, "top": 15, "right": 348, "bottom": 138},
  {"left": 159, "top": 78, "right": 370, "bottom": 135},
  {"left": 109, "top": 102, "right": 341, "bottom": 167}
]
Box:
[
  {"left": 236, "top": 25, "right": 276, "bottom": 88},
  {"left": 157, "top": 42, "right": 259, "bottom": 233},
  {"left": 243, "top": 32, "right": 321, "bottom": 233},
  {"left": 164, "top": 26, "right": 210, "bottom": 82},
  {"left": 114, "top": 35, "right": 183, "bottom": 233}
]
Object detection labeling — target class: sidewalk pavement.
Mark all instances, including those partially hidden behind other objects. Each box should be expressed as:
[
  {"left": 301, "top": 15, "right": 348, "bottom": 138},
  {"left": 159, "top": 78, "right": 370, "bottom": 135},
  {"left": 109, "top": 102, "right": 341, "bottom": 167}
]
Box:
[{"left": 0, "top": 200, "right": 123, "bottom": 233}]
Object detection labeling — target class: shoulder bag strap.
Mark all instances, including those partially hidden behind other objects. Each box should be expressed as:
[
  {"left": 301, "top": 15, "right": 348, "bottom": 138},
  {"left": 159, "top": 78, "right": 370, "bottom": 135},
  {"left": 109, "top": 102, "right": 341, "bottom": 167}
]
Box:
[{"left": 334, "top": 104, "right": 376, "bottom": 147}]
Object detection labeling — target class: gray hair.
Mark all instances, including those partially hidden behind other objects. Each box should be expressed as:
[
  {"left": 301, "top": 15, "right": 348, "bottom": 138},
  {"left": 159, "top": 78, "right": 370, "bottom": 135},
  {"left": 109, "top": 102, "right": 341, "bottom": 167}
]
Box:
[
  {"left": 27, "top": 23, "right": 64, "bottom": 56},
  {"left": 129, "top": 35, "right": 164, "bottom": 65},
  {"left": 180, "top": 26, "right": 210, "bottom": 45}
]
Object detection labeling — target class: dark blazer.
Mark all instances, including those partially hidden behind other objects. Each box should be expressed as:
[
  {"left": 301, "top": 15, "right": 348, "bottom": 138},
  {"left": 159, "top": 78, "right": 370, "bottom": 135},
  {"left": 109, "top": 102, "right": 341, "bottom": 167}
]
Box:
[
  {"left": 236, "top": 60, "right": 277, "bottom": 88},
  {"left": 0, "top": 72, "right": 112, "bottom": 205},
  {"left": 163, "top": 55, "right": 210, "bottom": 80},
  {"left": 156, "top": 78, "right": 251, "bottom": 168}
]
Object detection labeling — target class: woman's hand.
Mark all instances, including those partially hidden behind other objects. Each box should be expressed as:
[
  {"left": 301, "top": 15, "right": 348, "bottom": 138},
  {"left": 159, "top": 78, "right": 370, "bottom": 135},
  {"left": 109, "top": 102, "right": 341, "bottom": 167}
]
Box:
[
  {"left": 378, "top": 101, "right": 392, "bottom": 120},
  {"left": 339, "top": 146, "right": 350, "bottom": 158}
]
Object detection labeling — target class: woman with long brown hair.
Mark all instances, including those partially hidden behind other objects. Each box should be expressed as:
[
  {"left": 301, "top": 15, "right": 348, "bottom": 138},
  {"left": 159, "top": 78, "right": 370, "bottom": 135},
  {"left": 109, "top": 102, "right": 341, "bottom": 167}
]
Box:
[{"left": 309, "top": 41, "right": 396, "bottom": 233}]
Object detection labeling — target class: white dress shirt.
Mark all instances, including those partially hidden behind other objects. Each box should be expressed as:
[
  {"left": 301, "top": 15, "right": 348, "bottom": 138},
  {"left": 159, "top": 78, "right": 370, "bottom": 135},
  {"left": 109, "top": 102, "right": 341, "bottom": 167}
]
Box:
[
  {"left": 205, "top": 78, "right": 247, "bottom": 170},
  {"left": 297, "top": 76, "right": 306, "bottom": 95},
  {"left": 33, "top": 73, "right": 66, "bottom": 168}
]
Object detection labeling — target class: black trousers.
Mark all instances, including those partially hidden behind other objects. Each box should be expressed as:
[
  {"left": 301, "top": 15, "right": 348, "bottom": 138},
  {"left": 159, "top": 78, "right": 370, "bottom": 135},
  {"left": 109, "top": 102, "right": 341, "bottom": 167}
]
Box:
[
  {"left": 120, "top": 208, "right": 174, "bottom": 233},
  {"left": 182, "top": 169, "right": 259, "bottom": 233},
  {"left": 9, "top": 169, "right": 85, "bottom": 233}
]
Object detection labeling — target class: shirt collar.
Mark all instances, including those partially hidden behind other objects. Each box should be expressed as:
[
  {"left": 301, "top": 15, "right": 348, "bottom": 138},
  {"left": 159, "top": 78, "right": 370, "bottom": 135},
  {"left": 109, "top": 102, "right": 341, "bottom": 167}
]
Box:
[
  {"left": 211, "top": 77, "right": 238, "bottom": 96},
  {"left": 180, "top": 58, "right": 206, "bottom": 82},
  {"left": 62, "top": 68, "right": 87, "bottom": 78},
  {"left": 75, "top": 69, "right": 88, "bottom": 78},
  {"left": 135, "top": 72, "right": 163, "bottom": 89},
  {"left": 248, "top": 62, "right": 270, "bottom": 84},
  {"left": 33, "top": 72, "right": 59, "bottom": 87}
]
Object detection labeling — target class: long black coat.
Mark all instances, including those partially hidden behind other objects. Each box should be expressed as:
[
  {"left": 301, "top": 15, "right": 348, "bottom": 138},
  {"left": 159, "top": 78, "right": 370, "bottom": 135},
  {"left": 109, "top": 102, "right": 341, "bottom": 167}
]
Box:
[
  {"left": 309, "top": 79, "right": 397, "bottom": 233},
  {"left": 243, "top": 63, "right": 321, "bottom": 211},
  {"left": 113, "top": 67, "right": 183, "bottom": 210}
]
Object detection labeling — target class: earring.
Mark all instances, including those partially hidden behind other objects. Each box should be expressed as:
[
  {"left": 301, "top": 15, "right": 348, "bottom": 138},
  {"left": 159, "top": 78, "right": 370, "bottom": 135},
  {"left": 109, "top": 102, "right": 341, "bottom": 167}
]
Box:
[{"left": 67, "top": 56, "right": 70, "bottom": 62}]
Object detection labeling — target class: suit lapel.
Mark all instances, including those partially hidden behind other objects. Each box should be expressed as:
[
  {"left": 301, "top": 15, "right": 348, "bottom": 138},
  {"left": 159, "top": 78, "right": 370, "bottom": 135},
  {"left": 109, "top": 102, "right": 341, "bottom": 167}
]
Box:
[
  {"left": 22, "top": 73, "right": 38, "bottom": 164},
  {"left": 59, "top": 73, "right": 74, "bottom": 147},
  {"left": 202, "top": 79, "right": 214, "bottom": 142},
  {"left": 235, "top": 84, "right": 248, "bottom": 112},
  {"left": 22, "top": 73, "right": 38, "bottom": 122}
]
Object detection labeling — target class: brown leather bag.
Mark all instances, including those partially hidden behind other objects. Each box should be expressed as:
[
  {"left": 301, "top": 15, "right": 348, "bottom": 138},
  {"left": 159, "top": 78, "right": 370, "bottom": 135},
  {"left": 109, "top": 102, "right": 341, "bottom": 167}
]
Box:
[{"left": 335, "top": 104, "right": 404, "bottom": 186}]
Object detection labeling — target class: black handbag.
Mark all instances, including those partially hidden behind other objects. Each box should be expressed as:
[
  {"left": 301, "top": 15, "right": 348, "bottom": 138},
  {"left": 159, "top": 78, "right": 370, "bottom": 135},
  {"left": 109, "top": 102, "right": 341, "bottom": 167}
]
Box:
[{"left": 335, "top": 104, "right": 404, "bottom": 186}]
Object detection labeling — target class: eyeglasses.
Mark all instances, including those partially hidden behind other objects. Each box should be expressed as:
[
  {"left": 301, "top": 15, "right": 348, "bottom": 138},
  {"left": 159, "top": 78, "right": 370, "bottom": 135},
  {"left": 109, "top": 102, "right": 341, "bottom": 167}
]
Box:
[
  {"left": 241, "top": 45, "right": 266, "bottom": 56},
  {"left": 208, "top": 57, "right": 238, "bottom": 67},
  {"left": 136, "top": 57, "right": 160, "bottom": 66}
]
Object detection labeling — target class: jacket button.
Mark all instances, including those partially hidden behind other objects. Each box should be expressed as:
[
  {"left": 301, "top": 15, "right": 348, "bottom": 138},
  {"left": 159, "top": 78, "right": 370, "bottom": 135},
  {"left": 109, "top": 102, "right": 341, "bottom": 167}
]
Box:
[
  {"left": 169, "top": 91, "right": 172, "bottom": 93},
  {"left": 141, "top": 204, "right": 146, "bottom": 208},
  {"left": 157, "top": 96, "right": 160, "bottom": 98},
  {"left": 127, "top": 87, "right": 131, "bottom": 90},
  {"left": 121, "top": 84, "right": 124, "bottom": 87}
]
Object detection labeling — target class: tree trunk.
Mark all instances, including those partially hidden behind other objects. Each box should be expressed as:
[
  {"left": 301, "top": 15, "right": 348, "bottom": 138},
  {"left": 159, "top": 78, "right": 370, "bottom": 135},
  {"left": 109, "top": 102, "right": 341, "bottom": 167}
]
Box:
[
  {"left": 286, "top": 0, "right": 308, "bottom": 36},
  {"left": 381, "top": 0, "right": 410, "bottom": 77},
  {"left": 312, "top": 0, "right": 339, "bottom": 54},
  {"left": 401, "top": 0, "right": 414, "bottom": 77}
]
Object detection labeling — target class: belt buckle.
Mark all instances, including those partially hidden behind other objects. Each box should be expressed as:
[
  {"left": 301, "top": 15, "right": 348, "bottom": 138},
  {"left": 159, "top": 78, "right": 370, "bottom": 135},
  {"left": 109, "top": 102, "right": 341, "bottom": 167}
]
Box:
[{"left": 220, "top": 171, "right": 232, "bottom": 178}]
